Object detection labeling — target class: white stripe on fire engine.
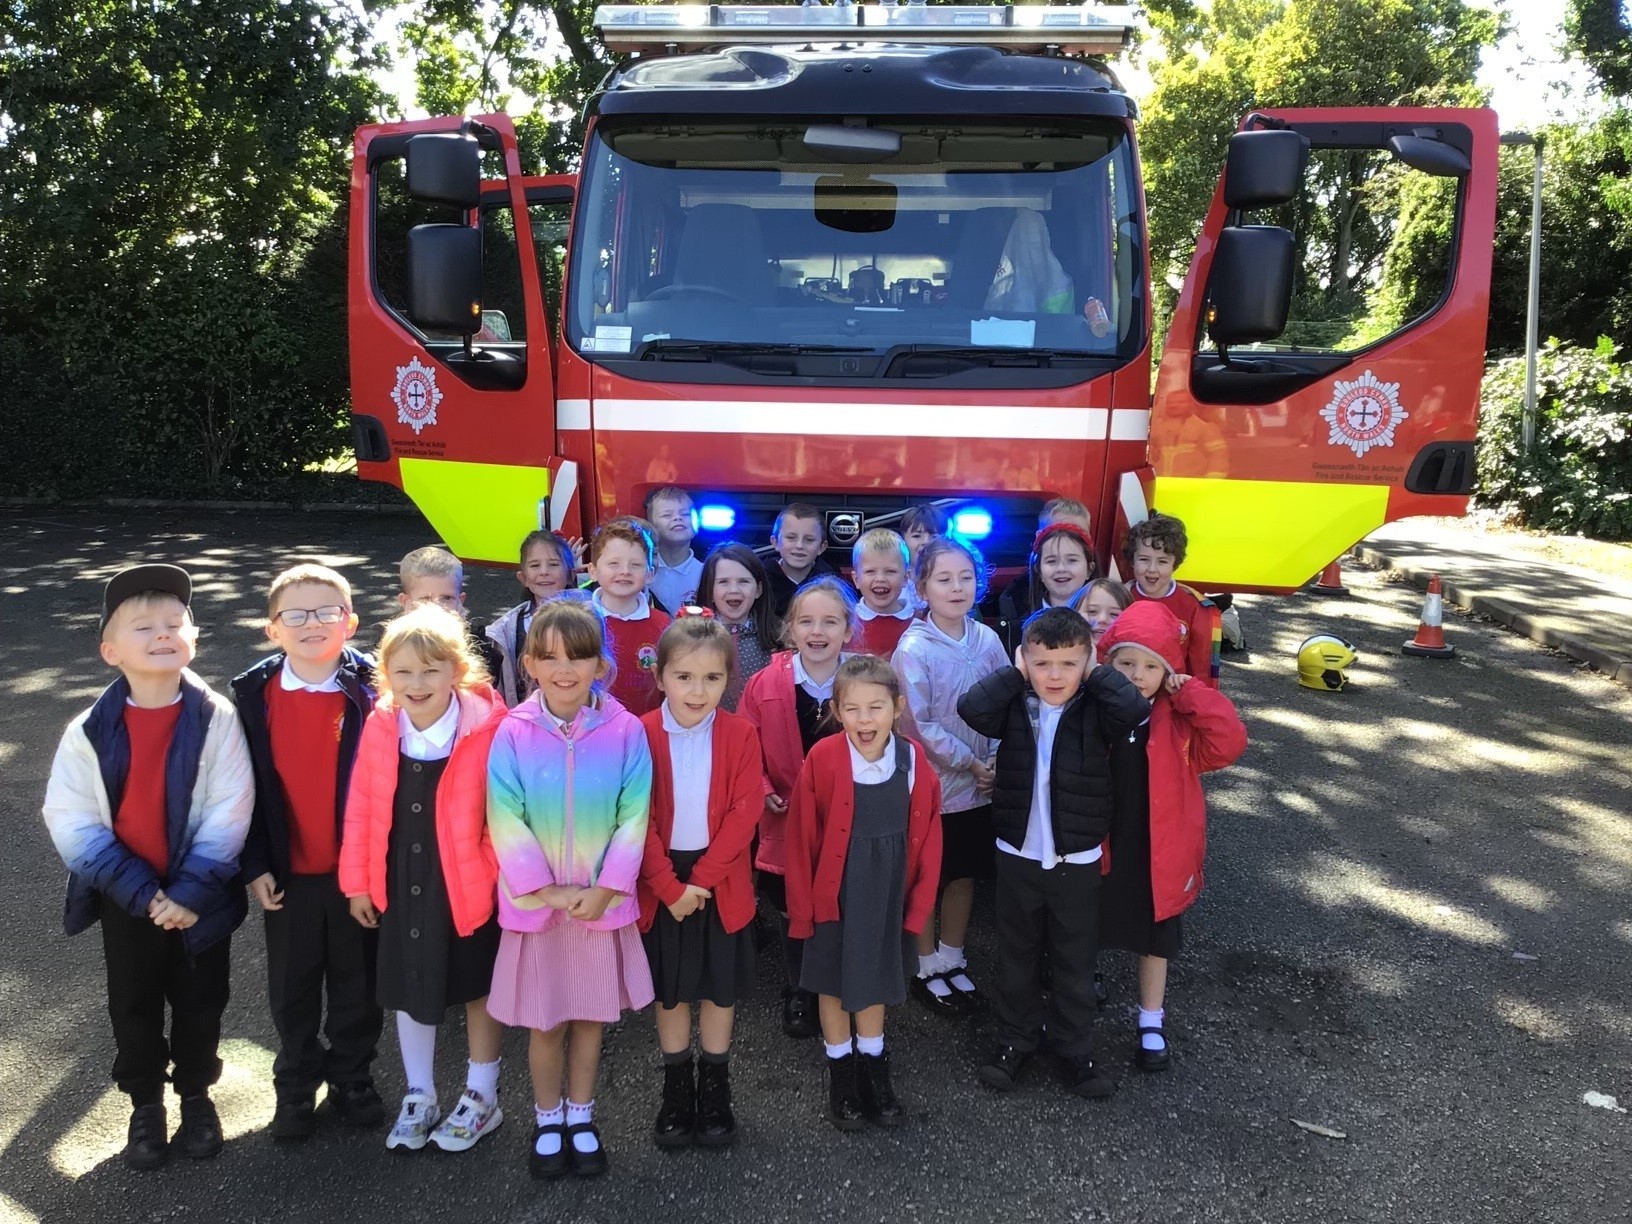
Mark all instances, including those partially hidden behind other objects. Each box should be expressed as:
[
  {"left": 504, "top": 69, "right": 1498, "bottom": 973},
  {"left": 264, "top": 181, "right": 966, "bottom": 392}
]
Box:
[
  {"left": 583, "top": 399, "right": 1115, "bottom": 440},
  {"left": 1110, "top": 409, "right": 1150, "bottom": 441},
  {"left": 558, "top": 398, "right": 591, "bottom": 431}
]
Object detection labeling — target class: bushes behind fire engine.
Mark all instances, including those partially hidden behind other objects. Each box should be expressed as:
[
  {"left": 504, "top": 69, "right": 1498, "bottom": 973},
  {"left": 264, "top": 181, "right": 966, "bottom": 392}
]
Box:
[{"left": 1475, "top": 337, "right": 1632, "bottom": 541}]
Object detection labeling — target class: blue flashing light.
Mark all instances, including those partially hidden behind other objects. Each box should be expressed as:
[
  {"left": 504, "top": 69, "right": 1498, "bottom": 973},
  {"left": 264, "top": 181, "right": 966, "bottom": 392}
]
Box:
[
  {"left": 952, "top": 506, "right": 993, "bottom": 540},
  {"left": 696, "top": 504, "right": 737, "bottom": 532}
]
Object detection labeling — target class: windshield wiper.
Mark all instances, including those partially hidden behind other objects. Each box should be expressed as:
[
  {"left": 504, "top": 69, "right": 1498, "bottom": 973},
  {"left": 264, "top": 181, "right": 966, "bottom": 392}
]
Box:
[
  {"left": 633, "top": 339, "right": 872, "bottom": 362},
  {"left": 880, "top": 345, "right": 1098, "bottom": 378}
]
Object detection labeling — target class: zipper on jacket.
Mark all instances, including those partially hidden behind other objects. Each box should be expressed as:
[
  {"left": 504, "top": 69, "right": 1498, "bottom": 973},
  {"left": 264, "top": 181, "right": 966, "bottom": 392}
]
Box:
[{"left": 562, "top": 724, "right": 577, "bottom": 888}]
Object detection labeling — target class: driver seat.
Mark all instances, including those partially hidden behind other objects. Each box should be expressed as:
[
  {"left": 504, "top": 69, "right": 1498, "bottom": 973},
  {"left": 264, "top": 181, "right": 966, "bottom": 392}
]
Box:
[{"left": 669, "top": 204, "right": 771, "bottom": 304}]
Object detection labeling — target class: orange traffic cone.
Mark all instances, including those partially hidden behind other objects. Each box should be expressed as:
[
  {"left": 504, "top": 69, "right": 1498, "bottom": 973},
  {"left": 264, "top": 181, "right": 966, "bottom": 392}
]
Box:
[
  {"left": 1402, "top": 574, "right": 1456, "bottom": 659},
  {"left": 1311, "top": 559, "right": 1350, "bottom": 597}
]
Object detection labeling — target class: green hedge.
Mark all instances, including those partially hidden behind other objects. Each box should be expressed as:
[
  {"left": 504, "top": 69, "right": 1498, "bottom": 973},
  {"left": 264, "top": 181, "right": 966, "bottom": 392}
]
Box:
[{"left": 1475, "top": 338, "right": 1632, "bottom": 540}]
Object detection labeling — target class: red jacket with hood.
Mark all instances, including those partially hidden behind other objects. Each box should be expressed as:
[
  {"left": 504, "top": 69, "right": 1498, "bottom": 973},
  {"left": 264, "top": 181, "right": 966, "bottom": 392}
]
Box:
[
  {"left": 736, "top": 651, "right": 814, "bottom": 875},
  {"left": 636, "top": 707, "right": 764, "bottom": 934},
  {"left": 1096, "top": 602, "right": 1246, "bottom": 921},
  {"left": 338, "top": 684, "right": 508, "bottom": 937}
]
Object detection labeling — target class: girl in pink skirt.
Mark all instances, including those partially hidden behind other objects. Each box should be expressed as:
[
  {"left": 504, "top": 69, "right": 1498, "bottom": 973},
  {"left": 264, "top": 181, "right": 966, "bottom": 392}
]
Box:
[{"left": 486, "top": 600, "right": 655, "bottom": 1179}]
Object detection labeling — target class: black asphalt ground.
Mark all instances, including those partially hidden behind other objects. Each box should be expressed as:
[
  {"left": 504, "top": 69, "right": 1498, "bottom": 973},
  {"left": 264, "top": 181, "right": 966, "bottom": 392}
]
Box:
[{"left": 1, "top": 508, "right": 1628, "bottom": 1224}]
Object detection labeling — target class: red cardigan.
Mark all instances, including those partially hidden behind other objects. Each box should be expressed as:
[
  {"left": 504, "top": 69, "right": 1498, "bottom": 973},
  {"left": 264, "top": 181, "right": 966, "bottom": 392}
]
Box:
[
  {"left": 338, "top": 684, "right": 508, "bottom": 937},
  {"left": 636, "top": 708, "right": 764, "bottom": 935},
  {"left": 1140, "top": 680, "right": 1247, "bottom": 921},
  {"left": 736, "top": 651, "right": 807, "bottom": 875},
  {"left": 784, "top": 734, "right": 942, "bottom": 941}
]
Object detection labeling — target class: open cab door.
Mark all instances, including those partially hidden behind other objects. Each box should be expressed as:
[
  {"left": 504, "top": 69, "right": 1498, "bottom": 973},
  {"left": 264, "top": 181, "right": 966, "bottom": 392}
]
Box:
[
  {"left": 1149, "top": 107, "right": 1500, "bottom": 593},
  {"left": 348, "top": 114, "right": 580, "bottom": 563}
]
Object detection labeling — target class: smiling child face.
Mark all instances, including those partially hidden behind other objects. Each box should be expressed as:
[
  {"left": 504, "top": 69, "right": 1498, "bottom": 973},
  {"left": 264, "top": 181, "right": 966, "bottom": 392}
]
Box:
[{"left": 265, "top": 581, "right": 357, "bottom": 671}]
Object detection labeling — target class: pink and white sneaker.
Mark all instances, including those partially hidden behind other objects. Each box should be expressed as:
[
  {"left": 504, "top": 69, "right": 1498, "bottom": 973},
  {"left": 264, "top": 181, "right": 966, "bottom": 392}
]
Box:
[{"left": 429, "top": 1090, "right": 503, "bottom": 1152}]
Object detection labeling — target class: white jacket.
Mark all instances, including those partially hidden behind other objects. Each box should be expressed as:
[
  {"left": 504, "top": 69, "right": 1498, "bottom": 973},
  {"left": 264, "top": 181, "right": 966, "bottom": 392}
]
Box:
[{"left": 892, "top": 617, "right": 1008, "bottom": 814}]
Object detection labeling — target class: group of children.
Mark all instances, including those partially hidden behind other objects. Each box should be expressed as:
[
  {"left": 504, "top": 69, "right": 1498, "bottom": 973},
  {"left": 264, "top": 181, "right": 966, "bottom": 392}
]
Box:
[{"left": 41, "top": 485, "right": 1246, "bottom": 1179}]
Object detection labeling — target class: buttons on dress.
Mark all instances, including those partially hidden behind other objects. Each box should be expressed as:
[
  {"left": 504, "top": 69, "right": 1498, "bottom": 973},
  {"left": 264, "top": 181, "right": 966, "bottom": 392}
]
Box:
[
  {"left": 411, "top": 803, "right": 422, "bottom": 813},
  {"left": 412, "top": 762, "right": 423, "bottom": 772},
  {"left": 411, "top": 843, "right": 423, "bottom": 854},
  {"left": 410, "top": 885, "right": 422, "bottom": 896}
]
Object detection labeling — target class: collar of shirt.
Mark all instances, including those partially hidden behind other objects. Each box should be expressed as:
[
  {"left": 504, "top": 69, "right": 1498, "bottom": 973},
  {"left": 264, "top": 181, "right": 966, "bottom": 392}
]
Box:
[
  {"left": 1145, "top": 579, "right": 1178, "bottom": 600},
  {"left": 398, "top": 698, "right": 459, "bottom": 760},
  {"left": 654, "top": 551, "right": 701, "bottom": 575},
  {"left": 792, "top": 653, "right": 840, "bottom": 701},
  {"left": 591, "top": 588, "right": 651, "bottom": 622},
  {"left": 856, "top": 599, "right": 914, "bottom": 622},
  {"left": 922, "top": 614, "right": 970, "bottom": 646},
  {"left": 848, "top": 734, "right": 916, "bottom": 787},
  {"left": 660, "top": 701, "right": 717, "bottom": 739},
  {"left": 125, "top": 693, "right": 183, "bottom": 708},
  {"left": 279, "top": 657, "right": 343, "bottom": 693}
]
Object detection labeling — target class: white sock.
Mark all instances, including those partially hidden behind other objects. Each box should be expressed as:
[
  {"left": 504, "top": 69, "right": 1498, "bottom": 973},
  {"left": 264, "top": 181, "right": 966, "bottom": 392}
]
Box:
[
  {"left": 824, "top": 1040, "right": 853, "bottom": 1060},
  {"left": 855, "top": 1034, "right": 884, "bottom": 1057},
  {"left": 533, "top": 1101, "right": 564, "bottom": 1155},
  {"left": 466, "top": 1057, "right": 501, "bottom": 1102},
  {"left": 396, "top": 1013, "right": 438, "bottom": 1100},
  {"left": 937, "top": 941, "right": 965, "bottom": 968},
  {"left": 1139, "top": 1007, "right": 1167, "bottom": 1051},
  {"left": 566, "top": 1099, "right": 598, "bottom": 1152},
  {"left": 917, "top": 952, "right": 944, "bottom": 978}
]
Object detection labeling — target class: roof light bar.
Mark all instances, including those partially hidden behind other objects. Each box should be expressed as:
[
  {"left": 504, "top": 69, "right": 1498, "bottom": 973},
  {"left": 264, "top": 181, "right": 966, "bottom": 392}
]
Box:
[{"left": 594, "top": 4, "right": 1134, "bottom": 56}]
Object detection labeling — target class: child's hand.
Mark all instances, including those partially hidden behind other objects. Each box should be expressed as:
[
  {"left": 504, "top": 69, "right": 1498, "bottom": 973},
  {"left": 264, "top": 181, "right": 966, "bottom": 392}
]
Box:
[
  {"left": 1165, "top": 672, "right": 1191, "bottom": 694},
  {"left": 567, "top": 886, "right": 618, "bottom": 923},
  {"left": 971, "top": 759, "right": 996, "bottom": 797},
  {"left": 567, "top": 536, "right": 588, "bottom": 573},
  {"left": 1013, "top": 644, "right": 1029, "bottom": 682},
  {"left": 534, "top": 884, "right": 579, "bottom": 910},
  {"left": 765, "top": 794, "right": 788, "bottom": 815},
  {"left": 249, "top": 873, "right": 284, "bottom": 911},
  {"left": 151, "top": 898, "right": 198, "bottom": 930},
  {"left": 146, "top": 888, "right": 167, "bottom": 920},
  {"left": 667, "top": 884, "right": 711, "bottom": 922},
  {"left": 348, "top": 895, "right": 380, "bottom": 928}
]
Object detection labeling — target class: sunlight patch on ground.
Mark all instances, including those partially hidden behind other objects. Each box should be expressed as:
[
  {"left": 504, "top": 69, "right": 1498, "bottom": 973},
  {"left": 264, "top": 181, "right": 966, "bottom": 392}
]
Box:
[
  {"left": 47, "top": 1039, "right": 274, "bottom": 1181},
  {"left": 0, "top": 1192, "right": 41, "bottom": 1223},
  {"left": 1285, "top": 853, "right": 1507, "bottom": 946},
  {"left": 1348, "top": 961, "right": 1409, "bottom": 999},
  {"left": 1484, "top": 874, "right": 1557, "bottom": 913},
  {"left": 1494, "top": 995, "right": 1571, "bottom": 1042}
]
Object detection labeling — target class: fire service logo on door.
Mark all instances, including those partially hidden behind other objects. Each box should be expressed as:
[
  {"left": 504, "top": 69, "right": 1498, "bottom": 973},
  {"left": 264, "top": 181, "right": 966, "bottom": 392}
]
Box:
[
  {"left": 1320, "top": 369, "right": 1408, "bottom": 458},
  {"left": 392, "top": 357, "right": 443, "bottom": 436}
]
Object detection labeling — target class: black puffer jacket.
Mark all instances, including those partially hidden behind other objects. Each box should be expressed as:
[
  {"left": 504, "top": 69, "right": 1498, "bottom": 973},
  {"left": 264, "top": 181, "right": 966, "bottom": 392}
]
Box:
[{"left": 956, "top": 664, "right": 1149, "bottom": 856}]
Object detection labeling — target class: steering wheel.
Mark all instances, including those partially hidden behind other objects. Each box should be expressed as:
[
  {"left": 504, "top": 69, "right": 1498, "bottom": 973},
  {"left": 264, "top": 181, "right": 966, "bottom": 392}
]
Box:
[{"left": 645, "top": 283, "right": 739, "bottom": 303}]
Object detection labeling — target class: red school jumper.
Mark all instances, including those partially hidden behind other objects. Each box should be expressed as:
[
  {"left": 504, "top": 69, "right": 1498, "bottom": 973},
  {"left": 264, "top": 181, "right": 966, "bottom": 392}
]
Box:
[
  {"left": 1132, "top": 581, "right": 1220, "bottom": 689},
  {"left": 636, "top": 708, "right": 765, "bottom": 934},
  {"left": 602, "top": 606, "right": 672, "bottom": 717},
  {"left": 784, "top": 734, "right": 943, "bottom": 941}
]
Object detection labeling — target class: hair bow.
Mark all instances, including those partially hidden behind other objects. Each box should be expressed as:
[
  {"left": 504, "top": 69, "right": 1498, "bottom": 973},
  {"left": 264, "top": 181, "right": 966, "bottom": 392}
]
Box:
[{"left": 677, "top": 605, "right": 714, "bottom": 620}]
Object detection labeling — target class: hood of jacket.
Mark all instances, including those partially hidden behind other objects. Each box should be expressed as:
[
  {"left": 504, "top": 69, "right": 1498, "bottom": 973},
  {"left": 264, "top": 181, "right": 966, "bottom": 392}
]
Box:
[
  {"left": 503, "top": 689, "right": 629, "bottom": 740},
  {"left": 1097, "top": 600, "right": 1187, "bottom": 675}
]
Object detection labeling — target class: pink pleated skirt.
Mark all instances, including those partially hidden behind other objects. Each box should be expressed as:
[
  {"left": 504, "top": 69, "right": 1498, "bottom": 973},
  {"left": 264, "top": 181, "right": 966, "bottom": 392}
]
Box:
[{"left": 486, "top": 922, "right": 655, "bottom": 1031}]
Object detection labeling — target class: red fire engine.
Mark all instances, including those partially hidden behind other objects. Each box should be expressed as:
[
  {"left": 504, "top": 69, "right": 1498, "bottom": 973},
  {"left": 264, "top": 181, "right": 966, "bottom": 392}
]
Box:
[{"left": 347, "top": 3, "right": 1498, "bottom": 594}]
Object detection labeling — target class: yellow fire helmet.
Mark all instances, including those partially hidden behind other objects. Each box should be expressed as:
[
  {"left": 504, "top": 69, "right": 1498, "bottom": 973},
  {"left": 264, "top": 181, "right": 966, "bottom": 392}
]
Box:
[{"left": 1297, "top": 634, "right": 1358, "bottom": 691}]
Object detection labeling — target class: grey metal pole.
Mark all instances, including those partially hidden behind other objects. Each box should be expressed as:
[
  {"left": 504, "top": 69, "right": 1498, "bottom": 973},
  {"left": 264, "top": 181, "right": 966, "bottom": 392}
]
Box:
[{"left": 1522, "top": 137, "right": 1544, "bottom": 455}]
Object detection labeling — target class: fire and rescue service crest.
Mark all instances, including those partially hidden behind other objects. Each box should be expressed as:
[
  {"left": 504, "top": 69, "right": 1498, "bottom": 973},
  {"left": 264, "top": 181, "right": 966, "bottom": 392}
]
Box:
[
  {"left": 392, "top": 357, "right": 443, "bottom": 435},
  {"left": 1319, "top": 369, "right": 1408, "bottom": 458}
]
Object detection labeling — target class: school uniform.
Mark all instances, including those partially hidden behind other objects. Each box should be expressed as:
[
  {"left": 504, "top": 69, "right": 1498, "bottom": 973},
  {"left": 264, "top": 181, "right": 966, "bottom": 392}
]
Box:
[
  {"left": 720, "top": 618, "right": 773, "bottom": 714},
  {"left": 957, "top": 664, "right": 1148, "bottom": 1062},
  {"left": 765, "top": 557, "right": 840, "bottom": 620},
  {"left": 637, "top": 705, "right": 763, "bottom": 1008},
  {"left": 42, "top": 672, "right": 253, "bottom": 1104},
  {"left": 849, "top": 602, "right": 916, "bottom": 660},
  {"left": 231, "top": 650, "right": 381, "bottom": 1105},
  {"left": 1131, "top": 579, "right": 1221, "bottom": 688},
  {"left": 650, "top": 550, "right": 704, "bottom": 615},
  {"left": 591, "top": 590, "right": 671, "bottom": 716},
  {"left": 786, "top": 734, "right": 942, "bottom": 1011}
]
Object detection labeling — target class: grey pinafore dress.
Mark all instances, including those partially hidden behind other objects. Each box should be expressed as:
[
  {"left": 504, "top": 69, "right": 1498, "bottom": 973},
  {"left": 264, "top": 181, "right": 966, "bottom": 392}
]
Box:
[{"left": 800, "top": 736, "right": 915, "bottom": 1012}]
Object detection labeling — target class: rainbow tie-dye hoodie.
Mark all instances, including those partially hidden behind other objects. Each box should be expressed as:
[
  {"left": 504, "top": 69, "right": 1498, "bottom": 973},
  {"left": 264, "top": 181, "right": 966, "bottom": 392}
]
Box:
[{"left": 486, "top": 691, "right": 653, "bottom": 933}]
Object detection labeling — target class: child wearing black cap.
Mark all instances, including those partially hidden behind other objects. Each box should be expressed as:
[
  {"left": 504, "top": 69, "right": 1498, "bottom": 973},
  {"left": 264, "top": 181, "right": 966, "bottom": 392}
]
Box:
[{"left": 41, "top": 564, "right": 254, "bottom": 1170}]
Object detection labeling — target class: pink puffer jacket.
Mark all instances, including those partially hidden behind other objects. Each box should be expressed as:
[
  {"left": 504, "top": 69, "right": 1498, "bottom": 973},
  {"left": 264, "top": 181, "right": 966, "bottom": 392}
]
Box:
[{"left": 338, "top": 684, "right": 508, "bottom": 937}]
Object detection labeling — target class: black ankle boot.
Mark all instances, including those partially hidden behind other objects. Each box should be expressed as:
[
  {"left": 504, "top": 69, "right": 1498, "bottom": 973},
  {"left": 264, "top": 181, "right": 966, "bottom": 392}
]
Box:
[
  {"left": 857, "top": 1050, "right": 905, "bottom": 1127},
  {"left": 695, "top": 1057, "right": 738, "bottom": 1147},
  {"left": 653, "top": 1057, "right": 696, "bottom": 1148},
  {"left": 827, "top": 1054, "right": 866, "bottom": 1132}
]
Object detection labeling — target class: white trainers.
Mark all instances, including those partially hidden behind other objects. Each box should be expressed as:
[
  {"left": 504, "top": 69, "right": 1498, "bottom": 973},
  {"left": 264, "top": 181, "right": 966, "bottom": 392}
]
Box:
[
  {"left": 429, "top": 1090, "right": 503, "bottom": 1152},
  {"left": 386, "top": 1091, "right": 441, "bottom": 1151}
]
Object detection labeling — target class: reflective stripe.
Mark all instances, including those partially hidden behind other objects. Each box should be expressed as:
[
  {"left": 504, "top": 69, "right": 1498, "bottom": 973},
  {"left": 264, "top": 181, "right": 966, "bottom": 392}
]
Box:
[
  {"left": 1110, "top": 408, "right": 1150, "bottom": 441},
  {"left": 547, "top": 460, "right": 579, "bottom": 534},
  {"left": 1152, "top": 475, "right": 1391, "bottom": 591},
  {"left": 558, "top": 398, "right": 591, "bottom": 430},
  {"left": 399, "top": 458, "right": 551, "bottom": 566},
  {"left": 1422, "top": 592, "right": 1444, "bottom": 627},
  {"left": 592, "top": 398, "right": 1107, "bottom": 440}
]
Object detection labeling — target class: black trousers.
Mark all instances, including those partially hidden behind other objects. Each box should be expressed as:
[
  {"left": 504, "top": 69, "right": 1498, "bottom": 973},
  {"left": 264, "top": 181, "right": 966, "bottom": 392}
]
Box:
[
  {"left": 992, "top": 853, "right": 1102, "bottom": 1061},
  {"left": 263, "top": 872, "right": 382, "bottom": 1101},
  {"left": 100, "top": 895, "right": 231, "bottom": 1105}
]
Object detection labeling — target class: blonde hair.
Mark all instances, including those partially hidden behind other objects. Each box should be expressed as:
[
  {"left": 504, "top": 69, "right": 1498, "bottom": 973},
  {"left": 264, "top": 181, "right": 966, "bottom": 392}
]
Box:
[
  {"left": 781, "top": 576, "right": 860, "bottom": 649},
  {"left": 525, "top": 599, "right": 615, "bottom": 686},
  {"left": 399, "top": 546, "right": 463, "bottom": 590},
  {"left": 656, "top": 614, "right": 735, "bottom": 682},
  {"left": 851, "top": 527, "right": 909, "bottom": 570},
  {"left": 1040, "top": 497, "right": 1093, "bottom": 531},
  {"left": 831, "top": 654, "right": 903, "bottom": 726},
  {"left": 375, "top": 604, "right": 489, "bottom": 703},
  {"left": 267, "top": 563, "right": 352, "bottom": 617}
]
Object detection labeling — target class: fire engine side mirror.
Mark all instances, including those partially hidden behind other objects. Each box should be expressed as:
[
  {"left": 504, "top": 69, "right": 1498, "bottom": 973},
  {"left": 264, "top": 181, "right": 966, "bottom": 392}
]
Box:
[
  {"left": 1204, "top": 225, "right": 1295, "bottom": 346},
  {"left": 406, "top": 133, "right": 482, "bottom": 209},
  {"left": 1222, "top": 129, "right": 1310, "bottom": 210},
  {"left": 1387, "top": 132, "right": 1471, "bottom": 178},
  {"left": 406, "top": 224, "right": 484, "bottom": 335}
]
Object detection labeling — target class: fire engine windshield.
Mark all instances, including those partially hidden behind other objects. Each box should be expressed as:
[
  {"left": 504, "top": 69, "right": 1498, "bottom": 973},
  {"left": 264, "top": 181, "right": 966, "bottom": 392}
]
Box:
[{"left": 568, "top": 119, "right": 1141, "bottom": 375}]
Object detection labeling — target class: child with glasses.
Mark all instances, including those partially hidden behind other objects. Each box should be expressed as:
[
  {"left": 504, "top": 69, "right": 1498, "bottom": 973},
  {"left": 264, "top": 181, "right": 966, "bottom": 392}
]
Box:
[
  {"left": 398, "top": 546, "right": 507, "bottom": 686},
  {"left": 231, "top": 563, "right": 384, "bottom": 1141}
]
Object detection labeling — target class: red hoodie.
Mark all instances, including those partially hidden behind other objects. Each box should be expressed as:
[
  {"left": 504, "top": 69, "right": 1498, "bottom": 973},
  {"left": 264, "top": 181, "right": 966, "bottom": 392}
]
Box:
[
  {"left": 1131, "top": 581, "right": 1220, "bottom": 688},
  {"left": 1097, "top": 602, "right": 1246, "bottom": 921}
]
